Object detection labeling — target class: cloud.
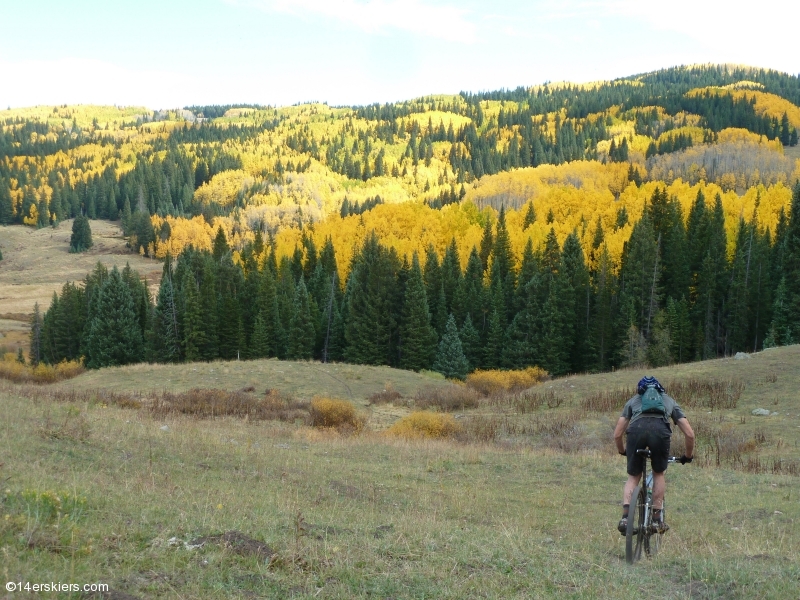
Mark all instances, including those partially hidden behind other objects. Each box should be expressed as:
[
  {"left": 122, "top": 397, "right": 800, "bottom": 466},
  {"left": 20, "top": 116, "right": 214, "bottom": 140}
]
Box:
[{"left": 237, "top": 0, "right": 476, "bottom": 43}]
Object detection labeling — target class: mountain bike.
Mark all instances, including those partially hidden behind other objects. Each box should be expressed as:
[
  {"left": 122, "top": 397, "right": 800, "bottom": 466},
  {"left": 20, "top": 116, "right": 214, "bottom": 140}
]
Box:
[{"left": 626, "top": 449, "right": 682, "bottom": 565}]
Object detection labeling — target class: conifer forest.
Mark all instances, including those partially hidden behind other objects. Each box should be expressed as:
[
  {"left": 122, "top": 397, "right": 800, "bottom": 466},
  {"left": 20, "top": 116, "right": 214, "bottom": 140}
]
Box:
[{"left": 5, "top": 64, "right": 800, "bottom": 377}]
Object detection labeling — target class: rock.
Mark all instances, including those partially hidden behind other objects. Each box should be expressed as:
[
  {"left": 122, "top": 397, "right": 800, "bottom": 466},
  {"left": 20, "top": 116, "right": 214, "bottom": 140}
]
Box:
[
  {"left": 160, "top": 425, "right": 170, "bottom": 431},
  {"left": 542, "top": 537, "right": 554, "bottom": 545},
  {"left": 751, "top": 408, "right": 771, "bottom": 416},
  {"left": 734, "top": 352, "right": 750, "bottom": 360},
  {"left": 771, "top": 412, "right": 779, "bottom": 416}
]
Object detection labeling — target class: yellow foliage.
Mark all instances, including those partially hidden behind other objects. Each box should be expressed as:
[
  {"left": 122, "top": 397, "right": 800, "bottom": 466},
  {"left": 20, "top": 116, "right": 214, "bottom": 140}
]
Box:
[
  {"left": 385, "top": 411, "right": 461, "bottom": 439},
  {"left": 403, "top": 111, "right": 472, "bottom": 133},
  {"left": 717, "top": 128, "right": 783, "bottom": 152},
  {"left": 193, "top": 170, "right": 252, "bottom": 208},
  {"left": 151, "top": 215, "right": 214, "bottom": 259},
  {"left": 465, "top": 367, "right": 549, "bottom": 396},
  {"left": 0, "top": 356, "right": 85, "bottom": 384},
  {"left": 309, "top": 397, "right": 364, "bottom": 431},
  {"left": 22, "top": 203, "right": 39, "bottom": 226},
  {"left": 687, "top": 87, "right": 800, "bottom": 129}
]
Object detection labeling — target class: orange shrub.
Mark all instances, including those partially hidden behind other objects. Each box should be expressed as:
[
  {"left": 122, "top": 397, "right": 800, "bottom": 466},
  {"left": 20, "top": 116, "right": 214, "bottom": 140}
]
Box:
[
  {"left": 309, "top": 397, "right": 364, "bottom": 432},
  {"left": 385, "top": 411, "right": 461, "bottom": 439},
  {"left": 465, "top": 366, "right": 549, "bottom": 396}
]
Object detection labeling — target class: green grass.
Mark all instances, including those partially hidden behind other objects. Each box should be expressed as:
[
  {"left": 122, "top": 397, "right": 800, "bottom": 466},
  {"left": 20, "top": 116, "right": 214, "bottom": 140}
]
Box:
[{"left": 2, "top": 347, "right": 799, "bottom": 598}]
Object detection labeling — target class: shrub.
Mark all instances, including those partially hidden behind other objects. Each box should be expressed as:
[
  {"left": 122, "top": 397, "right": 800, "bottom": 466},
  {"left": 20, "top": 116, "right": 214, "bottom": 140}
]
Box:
[
  {"left": 466, "top": 366, "right": 549, "bottom": 396},
  {"left": 583, "top": 388, "right": 635, "bottom": 413},
  {"left": 309, "top": 397, "right": 364, "bottom": 432},
  {"left": 367, "top": 384, "right": 403, "bottom": 405},
  {"left": 386, "top": 411, "right": 460, "bottom": 439},
  {"left": 488, "top": 388, "right": 563, "bottom": 413},
  {"left": 664, "top": 378, "right": 744, "bottom": 410},
  {"left": 150, "top": 388, "right": 308, "bottom": 421},
  {"left": 0, "top": 355, "right": 85, "bottom": 384},
  {"left": 414, "top": 385, "right": 481, "bottom": 411}
]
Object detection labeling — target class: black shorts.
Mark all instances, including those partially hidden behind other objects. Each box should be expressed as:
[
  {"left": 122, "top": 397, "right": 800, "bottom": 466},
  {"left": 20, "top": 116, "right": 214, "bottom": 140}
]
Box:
[{"left": 626, "top": 417, "right": 671, "bottom": 475}]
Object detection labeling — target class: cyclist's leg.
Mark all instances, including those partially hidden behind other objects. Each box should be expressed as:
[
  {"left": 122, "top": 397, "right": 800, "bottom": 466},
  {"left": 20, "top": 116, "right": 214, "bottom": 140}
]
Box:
[
  {"left": 651, "top": 471, "right": 665, "bottom": 509},
  {"left": 646, "top": 420, "right": 671, "bottom": 509},
  {"left": 623, "top": 474, "right": 642, "bottom": 505}
]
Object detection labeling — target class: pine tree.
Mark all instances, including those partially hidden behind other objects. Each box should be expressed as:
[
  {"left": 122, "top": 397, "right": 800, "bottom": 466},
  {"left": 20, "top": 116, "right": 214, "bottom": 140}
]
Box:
[
  {"left": 478, "top": 216, "right": 493, "bottom": 273},
  {"left": 84, "top": 266, "right": 144, "bottom": 368},
  {"left": 287, "top": 277, "right": 315, "bottom": 360},
  {"left": 29, "top": 302, "right": 42, "bottom": 366},
  {"left": 399, "top": 253, "right": 437, "bottom": 371},
  {"left": 181, "top": 269, "right": 204, "bottom": 362},
  {"left": 482, "top": 307, "right": 504, "bottom": 369},
  {"left": 433, "top": 314, "right": 469, "bottom": 379},
  {"left": 522, "top": 201, "right": 536, "bottom": 229},
  {"left": 70, "top": 215, "right": 93, "bottom": 252},
  {"left": 212, "top": 226, "right": 230, "bottom": 261},
  {"left": 490, "top": 205, "right": 516, "bottom": 319},
  {"left": 151, "top": 275, "right": 181, "bottom": 362},
  {"left": 344, "top": 233, "right": 398, "bottom": 365},
  {"left": 459, "top": 313, "right": 481, "bottom": 370}
]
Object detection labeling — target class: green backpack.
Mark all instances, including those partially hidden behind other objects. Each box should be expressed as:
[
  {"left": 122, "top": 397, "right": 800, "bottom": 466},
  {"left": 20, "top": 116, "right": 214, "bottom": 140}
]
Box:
[{"left": 640, "top": 384, "right": 666, "bottom": 416}]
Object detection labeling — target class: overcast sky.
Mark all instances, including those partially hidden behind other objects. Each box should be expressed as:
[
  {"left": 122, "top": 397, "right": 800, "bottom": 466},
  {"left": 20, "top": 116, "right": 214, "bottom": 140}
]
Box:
[{"left": 1, "top": 0, "right": 798, "bottom": 110}]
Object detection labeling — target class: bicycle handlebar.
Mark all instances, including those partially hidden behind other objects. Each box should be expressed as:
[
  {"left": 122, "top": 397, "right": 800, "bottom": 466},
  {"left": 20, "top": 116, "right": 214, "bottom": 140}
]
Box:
[{"left": 631, "top": 449, "right": 690, "bottom": 464}]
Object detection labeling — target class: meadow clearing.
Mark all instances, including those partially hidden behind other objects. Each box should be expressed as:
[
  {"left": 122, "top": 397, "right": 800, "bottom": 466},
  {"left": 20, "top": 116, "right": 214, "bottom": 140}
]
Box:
[{"left": 1, "top": 346, "right": 799, "bottom": 599}]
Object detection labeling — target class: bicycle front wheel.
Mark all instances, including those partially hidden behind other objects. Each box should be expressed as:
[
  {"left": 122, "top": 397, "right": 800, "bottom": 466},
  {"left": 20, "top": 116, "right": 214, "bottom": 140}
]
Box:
[{"left": 626, "top": 486, "right": 646, "bottom": 565}]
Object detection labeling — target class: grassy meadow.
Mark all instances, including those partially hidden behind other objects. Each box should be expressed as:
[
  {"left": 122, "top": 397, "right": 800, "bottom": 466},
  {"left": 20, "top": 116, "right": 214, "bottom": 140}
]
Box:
[
  {"left": 0, "top": 221, "right": 163, "bottom": 356},
  {"left": 1, "top": 347, "right": 799, "bottom": 599}
]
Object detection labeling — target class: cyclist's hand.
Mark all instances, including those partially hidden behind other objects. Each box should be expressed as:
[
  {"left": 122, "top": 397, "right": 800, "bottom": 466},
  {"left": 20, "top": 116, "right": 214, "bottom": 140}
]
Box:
[{"left": 680, "top": 455, "right": 693, "bottom": 464}]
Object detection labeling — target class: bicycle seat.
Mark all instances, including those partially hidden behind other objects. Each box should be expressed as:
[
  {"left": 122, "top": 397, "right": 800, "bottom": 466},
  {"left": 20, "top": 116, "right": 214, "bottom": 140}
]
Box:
[{"left": 636, "top": 449, "right": 652, "bottom": 457}]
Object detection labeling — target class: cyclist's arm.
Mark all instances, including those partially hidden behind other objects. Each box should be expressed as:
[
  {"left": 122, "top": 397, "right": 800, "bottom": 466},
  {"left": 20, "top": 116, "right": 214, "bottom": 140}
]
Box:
[
  {"left": 613, "top": 417, "right": 629, "bottom": 454},
  {"left": 676, "top": 417, "right": 695, "bottom": 458}
]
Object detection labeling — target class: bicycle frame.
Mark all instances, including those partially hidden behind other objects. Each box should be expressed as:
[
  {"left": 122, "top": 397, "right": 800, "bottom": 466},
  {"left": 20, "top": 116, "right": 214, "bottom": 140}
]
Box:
[{"left": 625, "top": 449, "right": 680, "bottom": 565}]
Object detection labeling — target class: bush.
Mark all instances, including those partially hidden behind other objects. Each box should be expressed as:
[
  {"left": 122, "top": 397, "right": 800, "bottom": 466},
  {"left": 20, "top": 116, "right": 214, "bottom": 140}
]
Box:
[
  {"left": 367, "top": 385, "right": 403, "bottom": 405},
  {"left": 0, "top": 354, "right": 85, "bottom": 384},
  {"left": 414, "top": 385, "right": 481, "bottom": 411},
  {"left": 386, "top": 411, "right": 461, "bottom": 439},
  {"left": 309, "top": 397, "right": 364, "bottom": 432},
  {"left": 466, "top": 366, "right": 549, "bottom": 396},
  {"left": 150, "top": 388, "right": 308, "bottom": 421}
]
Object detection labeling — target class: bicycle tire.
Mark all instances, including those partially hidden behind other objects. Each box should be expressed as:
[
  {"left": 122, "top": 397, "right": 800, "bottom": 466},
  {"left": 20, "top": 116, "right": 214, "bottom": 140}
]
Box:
[{"left": 626, "top": 486, "right": 646, "bottom": 564}]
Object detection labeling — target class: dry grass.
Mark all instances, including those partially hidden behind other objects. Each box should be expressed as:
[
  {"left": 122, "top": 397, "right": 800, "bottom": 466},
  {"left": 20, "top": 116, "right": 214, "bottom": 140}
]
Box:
[
  {"left": 385, "top": 411, "right": 461, "bottom": 439},
  {"left": 663, "top": 377, "right": 745, "bottom": 409},
  {"left": 150, "top": 388, "right": 309, "bottom": 421},
  {"left": 465, "top": 366, "right": 549, "bottom": 396},
  {"left": 488, "top": 387, "right": 564, "bottom": 413},
  {"left": 413, "top": 384, "right": 481, "bottom": 411}
]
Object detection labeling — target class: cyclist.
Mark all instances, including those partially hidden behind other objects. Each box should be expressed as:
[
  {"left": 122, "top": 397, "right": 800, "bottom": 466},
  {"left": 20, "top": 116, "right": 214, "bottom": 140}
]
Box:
[{"left": 613, "top": 376, "right": 695, "bottom": 534}]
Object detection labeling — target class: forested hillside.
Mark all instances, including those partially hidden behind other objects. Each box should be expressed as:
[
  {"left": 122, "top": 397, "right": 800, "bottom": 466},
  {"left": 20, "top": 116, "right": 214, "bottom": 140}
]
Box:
[{"left": 5, "top": 64, "right": 800, "bottom": 375}]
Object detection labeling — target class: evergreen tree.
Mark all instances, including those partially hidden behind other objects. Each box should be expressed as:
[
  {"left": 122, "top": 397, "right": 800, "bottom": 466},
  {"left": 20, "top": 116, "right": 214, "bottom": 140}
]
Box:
[
  {"left": 70, "top": 215, "right": 93, "bottom": 252},
  {"left": 433, "top": 314, "right": 469, "bottom": 380},
  {"left": 459, "top": 313, "right": 481, "bottom": 371},
  {"left": 151, "top": 275, "right": 181, "bottom": 363},
  {"left": 344, "top": 233, "right": 398, "bottom": 365},
  {"left": 84, "top": 266, "right": 144, "bottom": 368},
  {"left": 478, "top": 216, "right": 493, "bottom": 272},
  {"left": 489, "top": 205, "right": 516, "bottom": 319},
  {"left": 765, "top": 277, "right": 795, "bottom": 346},
  {"left": 399, "top": 253, "right": 437, "bottom": 371},
  {"left": 287, "top": 277, "right": 315, "bottom": 359},
  {"left": 181, "top": 269, "right": 204, "bottom": 362},
  {"left": 28, "top": 302, "right": 42, "bottom": 366},
  {"left": 212, "top": 226, "right": 230, "bottom": 261},
  {"left": 522, "top": 201, "right": 536, "bottom": 229}
]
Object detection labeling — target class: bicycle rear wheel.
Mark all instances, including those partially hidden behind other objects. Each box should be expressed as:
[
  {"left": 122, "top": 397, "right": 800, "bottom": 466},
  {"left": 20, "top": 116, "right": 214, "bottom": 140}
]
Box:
[{"left": 626, "top": 486, "right": 646, "bottom": 564}]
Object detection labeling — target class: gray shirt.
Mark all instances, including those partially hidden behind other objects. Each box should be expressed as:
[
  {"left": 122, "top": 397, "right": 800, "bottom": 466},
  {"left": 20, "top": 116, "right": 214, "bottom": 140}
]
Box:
[{"left": 621, "top": 393, "right": 686, "bottom": 428}]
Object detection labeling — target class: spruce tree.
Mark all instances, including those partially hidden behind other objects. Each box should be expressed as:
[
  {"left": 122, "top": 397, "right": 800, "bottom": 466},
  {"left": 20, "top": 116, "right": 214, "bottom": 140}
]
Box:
[
  {"left": 433, "top": 314, "right": 469, "bottom": 379},
  {"left": 29, "top": 302, "right": 42, "bottom": 366},
  {"left": 490, "top": 205, "right": 516, "bottom": 319},
  {"left": 522, "top": 201, "right": 536, "bottom": 229},
  {"left": 478, "top": 216, "right": 493, "bottom": 272},
  {"left": 287, "top": 277, "right": 315, "bottom": 360},
  {"left": 459, "top": 313, "right": 481, "bottom": 370},
  {"left": 151, "top": 275, "right": 181, "bottom": 363},
  {"left": 181, "top": 269, "right": 204, "bottom": 362},
  {"left": 84, "top": 266, "right": 144, "bottom": 368},
  {"left": 70, "top": 215, "right": 93, "bottom": 252},
  {"left": 212, "top": 226, "right": 230, "bottom": 261},
  {"left": 399, "top": 253, "right": 437, "bottom": 371}
]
